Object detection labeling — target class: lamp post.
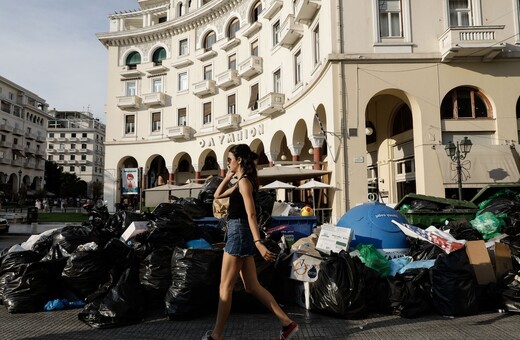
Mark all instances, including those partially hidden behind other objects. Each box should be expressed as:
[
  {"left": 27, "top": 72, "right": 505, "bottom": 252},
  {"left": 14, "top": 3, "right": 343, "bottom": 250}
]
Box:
[
  {"left": 445, "top": 137, "right": 473, "bottom": 200},
  {"left": 18, "top": 169, "right": 22, "bottom": 190}
]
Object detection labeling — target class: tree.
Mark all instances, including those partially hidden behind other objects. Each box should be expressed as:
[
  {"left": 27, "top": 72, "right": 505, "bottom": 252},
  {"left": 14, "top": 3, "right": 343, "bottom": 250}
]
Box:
[
  {"left": 92, "top": 180, "right": 103, "bottom": 200},
  {"left": 44, "top": 161, "right": 64, "bottom": 196}
]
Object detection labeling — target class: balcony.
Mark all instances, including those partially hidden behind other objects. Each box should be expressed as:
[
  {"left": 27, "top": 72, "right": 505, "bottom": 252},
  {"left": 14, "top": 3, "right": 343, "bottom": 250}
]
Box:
[
  {"left": 57, "top": 137, "right": 68, "bottom": 142},
  {"left": 36, "top": 148, "right": 45, "bottom": 157},
  {"left": 0, "top": 157, "right": 10, "bottom": 165},
  {"left": 0, "top": 123, "right": 13, "bottom": 132},
  {"left": 220, "top": 37, "right": 241, "bottom": 51},
  {"left": 79, "top": 149, "right": 89, "bottom": 153},
  {"left": 25, "top": 131, "right": 37, "bottom": 140},
  {"left": 0, "top": 140, "right": 12, "bottom": 148},
  {"left": 24, "top": 158, "right": 36, "bottom": 168},
  {"left": 238, "top": 56, "right": 263, "bottom": 80},
  {"left": 24, "top": 146, "right": 37, "bottom": 155},
  {"left": 119, "top": 66, "right": 143, "bottom": 78},
  {"left": 36, "top": 134, "right": 45, "bottom": 142},
  {"left": 80, "top": 137, "right": 89, "bottom": 142},
  {"left": 193, "top": 79, "right": 217, "bottom": 98},
  {"left": 258, "top": 92, "right": 285, "bottom": 116},
  {"left": 262, "top": 0, "right": 283, "bottom": 20},
  {"left": 35, "top": 161, "right": 45, "bottom": 170},
  {"left": 439, "top": 26, "right": 505, "bottom": 62},
  {"left": 167, "top": 125, "right": 191, "bottom": 141},
  {"left": 294, "top": 0, "right": 321, "bottom": 25},
  {"left": 216, "top": 114, "right": 240, "bottom": 132},
  {"left": 117, "top": 95, "right": 142, "bottom": 109},
  {"left": 68, "top": 137, "right": 78, "bottom": 142},
  {"left": 216, "top": 69, "right": 240, "bottom": 89},
  {"left": 171, "top": 58, "right": 193, "bottom": 69},
  {"left": 56, "top": 160, "right": 66, "bottom": 165},
  {"left": 279, "top": 15, "right": 303, "bottom": 48},
  {"left": 241, "top": 22, "right": 262, "bottom": 38},
  {"left": 78, "top": 159, "right": 88, "bottom": 165},
  {"left": 142, "top": 92, "right": 166, "bottom": 106},
  {"left": 196, "top": 48, "right": 218, "bottom": 62},
  {"left": 145, "top": 64, "right": 169, "bottom": 75},
  {"left": 12, "top": 143, "right": 23, "bottom": 151},
  {"left": 12, "top": 158, "right": 23, "bottom": 166},
  {"left": 12, "top": 127, "right": 24, "bottom": 136},
  {"left": 56, "top": 149, "right": 67, "bottom": 153},
  {"left": 47, "top": 148, "right": 56, "bottom": 153}
]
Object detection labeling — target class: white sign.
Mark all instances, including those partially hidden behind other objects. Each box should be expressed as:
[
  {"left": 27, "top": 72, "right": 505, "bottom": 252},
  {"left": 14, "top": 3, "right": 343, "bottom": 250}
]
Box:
[{"left": 316, "top": 224, "right": 354, "bottom": 254}]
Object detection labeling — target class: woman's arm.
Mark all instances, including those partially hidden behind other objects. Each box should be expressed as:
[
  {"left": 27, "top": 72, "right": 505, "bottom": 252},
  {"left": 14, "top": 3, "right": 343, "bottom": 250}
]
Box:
[{"left": 214, "top": 172, "right": 237, "bottom": 199}]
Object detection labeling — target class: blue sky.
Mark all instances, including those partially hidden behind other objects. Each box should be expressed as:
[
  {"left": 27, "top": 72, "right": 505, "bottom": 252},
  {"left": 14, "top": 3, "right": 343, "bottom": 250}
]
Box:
[{"left": 0, "top": 1, "right": 137, "bottom": 121}]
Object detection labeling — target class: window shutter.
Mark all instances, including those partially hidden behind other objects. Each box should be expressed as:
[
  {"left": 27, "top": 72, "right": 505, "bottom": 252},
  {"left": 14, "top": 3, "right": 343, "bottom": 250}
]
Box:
[{"left": 248, "top": 84, "right": 258, "bottom": 109}]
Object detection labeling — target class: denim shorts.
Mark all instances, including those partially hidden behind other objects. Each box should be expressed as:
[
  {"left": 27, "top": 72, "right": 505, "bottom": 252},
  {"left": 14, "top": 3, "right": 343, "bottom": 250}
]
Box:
[{"left": 224, "top": 218, "right": 256, "bottom": 257}]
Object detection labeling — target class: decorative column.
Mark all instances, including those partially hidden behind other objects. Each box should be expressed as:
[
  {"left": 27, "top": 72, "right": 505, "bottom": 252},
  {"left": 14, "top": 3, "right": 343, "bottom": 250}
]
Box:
[
  {"left": 218, "top": 161, "right": 227, "bottom": 177},
  {"left": 193, "top": 164, "right": 201, "bottom": 181},
  {"left": 288, "top": 144, "right": 304, "bottom": 162},
  {"left": 167, "top": 166, "right": 175, "bottom": 185},
  {"left": 264, "top": 151, "right": 280, "bottom": 167},
  {"left": 309, "top": 135, "right": 326, "bottom": 170}
]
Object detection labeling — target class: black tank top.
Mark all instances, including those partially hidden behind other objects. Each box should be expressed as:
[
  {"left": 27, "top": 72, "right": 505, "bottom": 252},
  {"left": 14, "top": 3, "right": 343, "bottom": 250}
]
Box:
[{"left": 227, "top": 176, "right": 256, "bottom": 219}]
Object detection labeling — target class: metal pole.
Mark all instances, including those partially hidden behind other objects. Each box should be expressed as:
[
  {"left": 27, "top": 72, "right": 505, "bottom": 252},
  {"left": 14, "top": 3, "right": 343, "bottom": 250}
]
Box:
[
  {"left": 139, "top": 167, "right": 143, "bottom": 212},
  {"left": 456, "top": 141, "right": 463, "bottom": 200}
]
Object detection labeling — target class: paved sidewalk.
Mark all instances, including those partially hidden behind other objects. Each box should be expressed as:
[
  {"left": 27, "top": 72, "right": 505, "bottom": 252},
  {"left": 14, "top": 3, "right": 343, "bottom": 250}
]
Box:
[{"left": 8, "top": 222, "right": 72, "bottom": 235}]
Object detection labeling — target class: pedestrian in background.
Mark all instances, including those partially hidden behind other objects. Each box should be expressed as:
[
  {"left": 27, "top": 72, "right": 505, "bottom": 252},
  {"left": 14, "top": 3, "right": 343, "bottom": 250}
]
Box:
[{"left": 203, "top": 144, "right": 298, "bottom": 340}]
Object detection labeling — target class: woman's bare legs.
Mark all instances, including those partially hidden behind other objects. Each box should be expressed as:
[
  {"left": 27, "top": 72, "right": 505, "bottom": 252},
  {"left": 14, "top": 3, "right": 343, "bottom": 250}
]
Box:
[
  {"left": 211, "top": 253, "right": 244, "bottom": 340},
  {"left": 240, "top": 256, "right": 293, "bottom": 327}
]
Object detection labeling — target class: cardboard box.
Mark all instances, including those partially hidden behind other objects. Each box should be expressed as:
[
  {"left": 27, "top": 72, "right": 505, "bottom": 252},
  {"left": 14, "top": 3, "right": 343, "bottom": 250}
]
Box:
[
  {"left": 465, "top": 240, "right": 496, "bottom": 285},
  {"left": 316, "top": 224, "right": 354, "bottom": 254},
  {"left": 289, "top": 252, "right": 322, "bottom": 282},
  {"left": 120, "top": 221, "right": 149, "bottom": 242},
  {"left": 493, "top": 242, "right": 513, "bottom": 279}
]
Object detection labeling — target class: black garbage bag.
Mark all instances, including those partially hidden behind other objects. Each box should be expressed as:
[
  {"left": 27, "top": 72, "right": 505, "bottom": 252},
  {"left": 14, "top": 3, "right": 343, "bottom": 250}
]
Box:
[
  {"left": 500, "top": 271, "right": 520, "bottom": 312},
  {"left": 406, "top": 237, "right": 443, "bottom": 261},
  {"left": 31, "top": 233, "right": 55, "bottom": 257},
  {"left": 359, "top": 261, "right": 391, "bottom": 314},
  {"left": 139, "top": 246, "right": 174, "bottom": 309},
  {"left": 131, "top": 226, "right": 186, "bottom": 261},
  {"left": 444, "top": 220, "right": 483, "bottom": 241},
  {"left": 3, "top": 258, "right": 67, "bottom": 313},
  {"left": 102, "top": 238, "right": 138, "bottom": 278},
  {"left": 256, "top": 191, "right": 275, "bottom": 228},
  {"left": 0, "top": 250, "right": 44, "bottom": 304},
  {"left": 310, "top": 251, "right": 367, "bottom": 319},
  {"left": 430, "top": 249, "right": 478, "bottom": 316},
  {"left": 232, "top": 239, "right": 280, "bottom": 313},
  {"left": 170, "top": 197, "right": 208, "bottom": 219},
  {"left": 43, "top": 225, "right": 93, "bottom": 260},
  {"left": 165, "top": 247, "right": 223, "bottom": 320},
  {"left": 387, "top": 268, "right": 433, "bottom": 318},
  {"left": 62, "top": 243, "right": 108, "bottom": 298},
  {"left": 78, "top": 266, "right": 146, "bottom": 328}
]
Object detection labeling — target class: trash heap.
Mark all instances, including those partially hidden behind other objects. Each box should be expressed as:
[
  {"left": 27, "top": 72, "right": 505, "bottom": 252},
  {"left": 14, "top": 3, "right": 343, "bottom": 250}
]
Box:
[{"left": 1, "top": 185, "right": 520, "bottom": 328}]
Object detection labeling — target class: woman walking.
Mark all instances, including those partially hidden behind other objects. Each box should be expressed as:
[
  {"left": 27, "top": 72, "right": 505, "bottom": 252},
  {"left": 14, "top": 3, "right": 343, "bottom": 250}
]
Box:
[{"left": 203, "top": 144, "right": 298, "bottom": 340}]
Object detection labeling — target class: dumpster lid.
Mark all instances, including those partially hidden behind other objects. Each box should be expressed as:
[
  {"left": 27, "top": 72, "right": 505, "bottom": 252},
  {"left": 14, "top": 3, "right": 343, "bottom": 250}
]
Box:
[
  {"left": 395, "top": 193, "right": 477, "bottom": 211},
  {"left": 470, "top": 183, "right": 520, "bottom": 205}
]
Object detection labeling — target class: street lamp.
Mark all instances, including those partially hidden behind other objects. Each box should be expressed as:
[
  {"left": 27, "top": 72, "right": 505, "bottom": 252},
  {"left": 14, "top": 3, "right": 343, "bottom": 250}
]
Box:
[
  {"left": 18, "top": 169, "right": 22, "bottom": 190},
  {"left": 445, "top": 137, "right": 473, "bottom": 200}
]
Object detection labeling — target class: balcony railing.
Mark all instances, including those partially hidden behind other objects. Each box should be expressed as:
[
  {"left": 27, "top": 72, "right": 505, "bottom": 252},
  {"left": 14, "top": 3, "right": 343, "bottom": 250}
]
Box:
[
  {"left": 262, "top": 0, "right": 283, "bottom": 20},
  {"left": 167, "top": 125, "right": 191, "bottom": 141},
  {"left": 294, "top": 0, "right": 321, "bottom": 25},
  {"left": 142, "top": 92, "right": 166, "bottom": 106},
  {"left": 0, "top": 123, "right": 13, "bottom": 132},
  {"left": 216, "top": 69, "right": 240, "bottom": 89},
  {"left": 279, "top": 15, "right": 303, "bottom": 48},
  {"left": 215, "top": 114, "right": 240, "bottom": 132},
  {"left": 258, "top": 92, "right": 285, "bottom": 116},
  {"left": 12, "top": 127, "right": 24, "bottom": 136},
  {"left": 193, "top": 80, "right": 217, "bottom": 98},
  {"left": 438, "top": 25, "right": 505, "bottom": 62},
  {"left": 117, "top": 95, "right": 142, "bottom": 109},
  {"left": 238, "top": 56, "right": 263, "bottom": 80},
  {"left": 0, "top": 140, "right": 12, "bottom": 148},
  {"left": 241, "top": 22, "right": 262, "bottom": 38}
]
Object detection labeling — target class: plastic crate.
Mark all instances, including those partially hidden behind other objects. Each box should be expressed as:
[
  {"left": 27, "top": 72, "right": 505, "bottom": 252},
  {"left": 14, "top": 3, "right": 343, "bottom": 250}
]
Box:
[
  {"left": 394, "top": 193, "right": 478, "bottom": 229},
  {"left": 266, "top": 216, "right": 317, "bottom": 244}
]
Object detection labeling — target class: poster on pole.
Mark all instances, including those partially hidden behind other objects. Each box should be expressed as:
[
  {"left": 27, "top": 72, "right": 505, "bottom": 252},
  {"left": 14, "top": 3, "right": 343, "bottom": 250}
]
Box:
[{"left": 122, "top": 168, "right": 139, "bottom": 195}]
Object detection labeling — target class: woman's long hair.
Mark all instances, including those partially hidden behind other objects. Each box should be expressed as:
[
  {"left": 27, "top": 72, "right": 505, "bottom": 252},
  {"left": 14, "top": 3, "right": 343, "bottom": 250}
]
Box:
[{"left": 230, "top": 144, "right": 259, "bottom": 190}]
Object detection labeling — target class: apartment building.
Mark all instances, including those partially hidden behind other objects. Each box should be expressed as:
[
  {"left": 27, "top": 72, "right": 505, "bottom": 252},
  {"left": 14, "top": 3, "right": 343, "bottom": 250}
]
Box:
[
  {"left": 47, "top": 110, "right": 106, "bottom": 198},
  {"left": 0, "top": 75, "right": 49, "bottom": 201},
  {"left": 98, "top": 0, "right": 520, "bottom": 220}
]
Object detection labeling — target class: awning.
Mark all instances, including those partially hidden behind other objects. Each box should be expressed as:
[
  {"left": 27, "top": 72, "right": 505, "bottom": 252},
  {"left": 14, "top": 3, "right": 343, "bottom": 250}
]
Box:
[
  {"left": 257, "top": 166, "right": 331, "bottom": 185},
  {"left": 435, "top": 145, "right": 520, "bottom": 188}
]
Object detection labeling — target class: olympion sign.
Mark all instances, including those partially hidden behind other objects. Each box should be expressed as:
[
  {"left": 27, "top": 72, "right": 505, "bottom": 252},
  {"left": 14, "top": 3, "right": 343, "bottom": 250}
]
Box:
[{"left": 198, "top": 124, "right": 264, "bottom": 148}]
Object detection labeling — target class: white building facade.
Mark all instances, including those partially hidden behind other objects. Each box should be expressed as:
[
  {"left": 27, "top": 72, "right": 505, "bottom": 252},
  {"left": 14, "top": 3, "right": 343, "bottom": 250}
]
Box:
[
  {"left": 98, "top": 0, "right": 520, "bottom": 221},
  {"left": 0, "top": 75, "right": 49, "bottom": 201},
  {"left": 47, "top": 110, "right": 106, "bottom": 198}
]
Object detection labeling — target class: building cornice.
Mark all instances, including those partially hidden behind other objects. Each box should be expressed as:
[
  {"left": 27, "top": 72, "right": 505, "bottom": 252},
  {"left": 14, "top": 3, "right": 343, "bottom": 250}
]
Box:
[{"left": 97, "top": 0, "right": 243, "bottom": 47}]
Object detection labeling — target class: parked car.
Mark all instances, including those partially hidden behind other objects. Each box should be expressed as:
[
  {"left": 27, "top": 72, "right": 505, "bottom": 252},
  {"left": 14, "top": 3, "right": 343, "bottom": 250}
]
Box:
[{"left": 0, "top": 218, "right": 9, "bottom": 234}]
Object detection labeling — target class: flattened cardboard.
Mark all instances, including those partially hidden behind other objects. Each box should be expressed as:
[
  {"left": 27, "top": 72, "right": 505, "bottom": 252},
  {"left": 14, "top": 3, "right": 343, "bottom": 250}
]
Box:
[
  {"left": 494, "top": 242, "right": 513, "bottom": 279},
  {"left": 465, "top": 240, "right": 496, "bottom": 285},
  {"left": 316, "top": 224, "right": 354, "bottom": 254}
]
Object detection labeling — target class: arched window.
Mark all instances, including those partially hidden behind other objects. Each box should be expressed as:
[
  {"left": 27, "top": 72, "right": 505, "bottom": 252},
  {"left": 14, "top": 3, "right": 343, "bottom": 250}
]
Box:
[
  {"left": 177, "top": 3, "right": 183, "bottom": 17},
  {"left": 515, "top": 97, "right": 520, "bottom": 119},
  {"left": 391, "top": 104, "right": 413, "bottom": 136},
  {"left": 202, "top": 156, "right": 218, "bottom": 171},
  {"left": 250, "top": 1, "right": 262, "bottom": 23},
  {"left": 178, "top": 159, "right": 190, "bottom": 172},
  {"left": 227, "top": 18, "right": 240, "bottom": 38},
  {"left": 152, "top": 47, "right": 167, "bottom": 65},
  {"left": 440, "top": 86, "right": 490, "bottom": 119},
  {"left": 125, "top": 52, "right": 141, "bottom": 70},
  {"left": 366, "top": 121, "right": 377, "bottom": 144},
  {"left": 204, "top": 31, "right": 216, "bottom": 51}
]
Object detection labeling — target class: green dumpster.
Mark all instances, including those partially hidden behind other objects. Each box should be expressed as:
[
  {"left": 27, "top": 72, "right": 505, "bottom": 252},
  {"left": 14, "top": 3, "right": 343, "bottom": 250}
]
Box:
[
  {"left": 27, "top": 207, "right": 38, "bottom": 223},
  {"left": 470, "top": 183, "right": 520, "bottom": 208},
  {"left": 394, "top": 193, "right": 478, "bottom": 229}
]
